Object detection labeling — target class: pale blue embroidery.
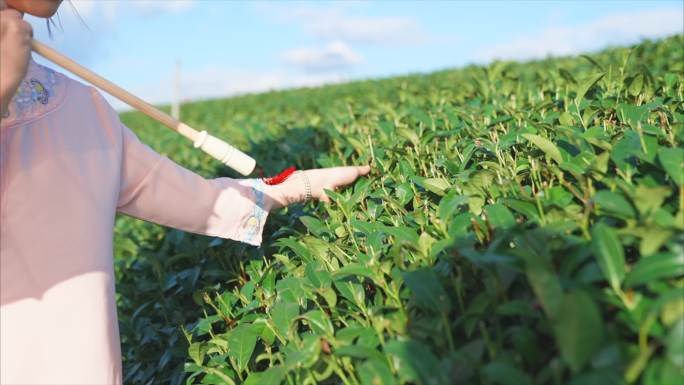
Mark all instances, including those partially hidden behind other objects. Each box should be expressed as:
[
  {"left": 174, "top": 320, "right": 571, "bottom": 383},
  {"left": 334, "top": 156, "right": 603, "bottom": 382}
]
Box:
[
  {"left": 3, "top": 63, "right": 61, "bottom": 122},
  {"left": 243, "top": 179, "right": 269, "bottom": 245},
  {"left": 30, "top": 79, "right": 50, "bottom": 104}
]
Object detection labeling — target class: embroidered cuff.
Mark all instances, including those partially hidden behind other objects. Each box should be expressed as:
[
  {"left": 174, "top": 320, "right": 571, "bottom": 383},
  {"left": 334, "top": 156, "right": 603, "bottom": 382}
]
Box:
[
  {"left": 234, "top": 179, "right": 269, "bottom": 246},
  {"left": 208, "top": 178, "right": 270, "bottom": 247}
]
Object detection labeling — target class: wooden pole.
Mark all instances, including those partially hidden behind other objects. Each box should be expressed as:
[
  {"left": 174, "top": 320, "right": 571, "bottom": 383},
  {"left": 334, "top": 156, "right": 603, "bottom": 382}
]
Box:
[{"left": 30, "top": 39, "right": 256, "bottom": 176}]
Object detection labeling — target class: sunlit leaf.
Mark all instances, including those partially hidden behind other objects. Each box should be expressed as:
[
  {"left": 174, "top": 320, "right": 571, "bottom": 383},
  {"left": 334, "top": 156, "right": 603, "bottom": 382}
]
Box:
[{"left": 523, "top": 134, "right": 563, "bottom": 164}]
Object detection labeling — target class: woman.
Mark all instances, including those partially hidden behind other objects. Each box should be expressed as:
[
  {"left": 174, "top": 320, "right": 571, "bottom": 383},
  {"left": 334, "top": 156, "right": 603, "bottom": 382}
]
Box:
[{"left": 0, "top": 1, "right": 370, "bottom": 383}]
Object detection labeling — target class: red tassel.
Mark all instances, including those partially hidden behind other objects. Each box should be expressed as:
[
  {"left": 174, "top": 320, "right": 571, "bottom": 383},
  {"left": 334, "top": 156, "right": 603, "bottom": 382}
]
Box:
[{"left": 262, "top": 166, "right": 297, "bottom": 185}]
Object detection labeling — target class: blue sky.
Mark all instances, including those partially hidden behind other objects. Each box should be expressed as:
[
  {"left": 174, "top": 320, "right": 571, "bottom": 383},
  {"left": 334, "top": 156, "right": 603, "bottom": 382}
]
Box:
[{"left": 24, "top": 0, "right": 683, "bottom": 110}]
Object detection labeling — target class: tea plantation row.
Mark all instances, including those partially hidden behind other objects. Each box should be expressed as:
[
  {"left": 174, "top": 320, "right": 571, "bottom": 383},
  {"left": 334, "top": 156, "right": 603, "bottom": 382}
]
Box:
[{"left": 115, "top": 35, "right": 683, "bottom": 385}]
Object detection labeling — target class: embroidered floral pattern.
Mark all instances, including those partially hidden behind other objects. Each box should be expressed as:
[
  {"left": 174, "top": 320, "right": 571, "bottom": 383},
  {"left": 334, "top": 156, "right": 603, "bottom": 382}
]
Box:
[
  {"left": 239, "top": 179, "right": 269, "bottom": 245},
  {"left": 30, "top": 79, "right": 50, "bottom": 105},
  {"left": 1, "top": 60, "right": 64, "bottom": 126}
]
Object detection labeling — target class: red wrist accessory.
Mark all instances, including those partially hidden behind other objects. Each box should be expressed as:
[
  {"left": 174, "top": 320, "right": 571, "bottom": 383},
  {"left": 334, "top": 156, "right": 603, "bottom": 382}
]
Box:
[{"left": 262, "top": 166, "right": 297, "bottom": 185}]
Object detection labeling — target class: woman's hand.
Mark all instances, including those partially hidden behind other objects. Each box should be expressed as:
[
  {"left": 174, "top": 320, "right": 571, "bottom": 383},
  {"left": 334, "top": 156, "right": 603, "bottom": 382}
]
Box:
[
  {"left": 265, "top": 165, "right": 371, "bottom": 210},
  {"left": 0, "top": 0, "right": 32, "bottom": 116}
]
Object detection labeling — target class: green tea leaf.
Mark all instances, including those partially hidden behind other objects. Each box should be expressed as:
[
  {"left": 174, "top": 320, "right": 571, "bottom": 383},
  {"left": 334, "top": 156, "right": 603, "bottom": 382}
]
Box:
[
  {"left": 547, "top": 186, "right": 574, "bottom": 207},
  {"left": 517, "top": 232, "right": 564, "bottom": 318},
  {"left": 276, "top": 277, "right": 310, "bottom": 304},
  {"left": 244, "top": 366, "right": 285, "bottom": 385},
  {"left": 592, "top": 190, "right": 636, "bottom": 219},
  {"left": 283, "top": 334, "right": 321, "bottom": 370},
  {"left": 385, "top": 339, "right": 442, "bottom": 385},
  {"left": 610, "top": 131, "right": 641, "bottom": 173},
  {"left": 188, "top": 342, "right": 204, "bottom": 366},
  {"left": 302, "top": 310, "right": 334, "bottom": 336},
  {"left": 633, "top": 185, "right": 671, "bottom": 216},
  {"left": 666, "top": 318, "right": 684, "bottom": 367},
  {"left": 358, "top": 358, "right": 397, "bottom": 385},
  {"left": 591, "top": 223, "right": 626, "bottom": 293},
  {"left": 481, "top": 361, "right": 533, "bottom": 385},
  {"left": 334, "top": 280, "right": 366, "bottom": 308},
  {"left": 305, "top": 262, "right": 332, "bottom": 289},
  {"left": 438, "top": 190, "right": 468, "bottom": 221},
  {"left": 617, "top": 103, "right": 649, "bottom": 128},
  {"left": 382, "top": 226, "right": 420, "bottom": 247},
  {"left": 575, "top": 73, "right": 604, "bottom": 104},
  {"left": 639, "top": 227, "right": 673, "bottom": 256},
  {"left": 336, "top": 345, "right": 386, "bottom": 362},
  {"left": 420, "top": 177, "right": 451, "bottom": 196},
  {"left": 554, "top": 290, "right": 605, "bottom": 372},
  {"left": 403, "top": 268, "right": 450, "bottom": 312},
  {"left": 505, "top": 199, "right": 539, "bottom": 222},
  {"left": 333, "top": 263, "right": 377, "bottom": 281},
  {"left": 625, "top": 252, "right": 684, "bottom": 287},
  {"left": 271, "top": 300, "right": 299, "bottom": 338},
  {"left": 658, "top": 147, "right": 684, "bottom": 185},
  {"left": 395, "top": 183, "right": 414, "bottom": 205},
  {"left": 523, "top": 134, "right": 563, "bottom": 164},
  {"left": 580, "top": 54, "right": 605, "bottom": 71},
  {"left": 485, "top": 204, "right": 516, "bottom": 229},
  {"left": 299, "top": 216, "right": 330, "bottom": 237},
  {"left": 227, "top": 324, "right": 258, "bottom": 373}
]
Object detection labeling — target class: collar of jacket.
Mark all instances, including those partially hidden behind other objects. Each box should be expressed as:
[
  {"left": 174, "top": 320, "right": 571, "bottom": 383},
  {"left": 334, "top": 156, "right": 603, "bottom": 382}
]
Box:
[{"left": 1, "top": 57, "right": 67, "bottom": 128}]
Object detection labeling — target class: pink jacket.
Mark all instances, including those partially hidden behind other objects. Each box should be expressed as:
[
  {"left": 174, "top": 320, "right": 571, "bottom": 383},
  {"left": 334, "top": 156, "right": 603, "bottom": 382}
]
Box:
[{"left": 0, "top": 58, "right": 270, "bottom": 384}]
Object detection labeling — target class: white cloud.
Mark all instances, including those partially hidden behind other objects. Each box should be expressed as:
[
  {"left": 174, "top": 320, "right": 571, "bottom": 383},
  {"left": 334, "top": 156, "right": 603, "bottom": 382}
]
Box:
[
  {"left": 259, "top": 4, "right": 428, "bottom": 45},
  {"left": 475, "top": 8, "right": 684, "bottom": 62},
  {"left": 296, "top": 9, "right": 425, "bottom": 44},
  {"left": 283, "top": 40, "right": 362, "bottom": 72}
]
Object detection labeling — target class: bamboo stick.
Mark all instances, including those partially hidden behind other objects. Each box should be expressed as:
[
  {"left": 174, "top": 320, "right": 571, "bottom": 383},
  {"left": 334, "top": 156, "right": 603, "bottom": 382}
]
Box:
[{"left": 30, "top": 39, "right": 256, "bottom": 176}]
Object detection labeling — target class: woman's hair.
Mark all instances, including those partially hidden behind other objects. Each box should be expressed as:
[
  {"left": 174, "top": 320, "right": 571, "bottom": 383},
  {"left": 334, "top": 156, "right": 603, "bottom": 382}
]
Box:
[
  {"left": 46, "top": 13, "right": 61, "bottom": 38},
  {"left": 46, "top": 0, "right": 88, "bottom": 38}
]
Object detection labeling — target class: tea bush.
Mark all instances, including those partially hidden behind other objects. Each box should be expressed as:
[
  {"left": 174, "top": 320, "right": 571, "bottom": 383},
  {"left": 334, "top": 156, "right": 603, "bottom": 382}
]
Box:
[{"left": 115, "top": 36, "right": 683, "bottom": 385}]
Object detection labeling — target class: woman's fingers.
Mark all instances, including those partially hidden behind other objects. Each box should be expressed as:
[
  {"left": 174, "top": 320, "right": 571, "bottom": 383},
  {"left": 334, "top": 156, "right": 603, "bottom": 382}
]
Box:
[
  {"left": 357, "top": 165, "right": 371, "bottom": 175},
  {"left": 268, "top": 165, "right": 371, "bottom": 209},
  {"left": 335, "top": 167, "right": 358, "bottom": 185},
  {"left": 310, "top": 165, "right": 372, "bottom": 203},
  {"left": 332, "top": 165, "right": 372, "bottom": 186}
]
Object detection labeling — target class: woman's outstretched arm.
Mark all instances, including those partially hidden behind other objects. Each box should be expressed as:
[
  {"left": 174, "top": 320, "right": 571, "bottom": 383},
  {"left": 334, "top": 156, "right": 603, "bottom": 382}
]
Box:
[{"left": 115, "top": 120, "right": 369, "bottom": 246}]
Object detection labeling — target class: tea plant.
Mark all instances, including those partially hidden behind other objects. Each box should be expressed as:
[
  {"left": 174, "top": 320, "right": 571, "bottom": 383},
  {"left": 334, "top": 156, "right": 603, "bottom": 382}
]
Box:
[{"left": 115, "top": 35, "right": 683, "bottom": 385}]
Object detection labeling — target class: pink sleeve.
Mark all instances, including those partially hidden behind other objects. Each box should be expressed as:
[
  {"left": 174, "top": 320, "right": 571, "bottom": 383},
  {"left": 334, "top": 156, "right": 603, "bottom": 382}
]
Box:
[{"left": 115, "top": 123, "right": 269, "bottom": 246}]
